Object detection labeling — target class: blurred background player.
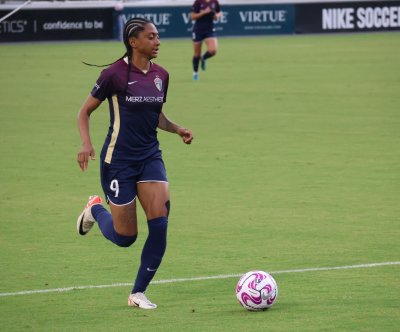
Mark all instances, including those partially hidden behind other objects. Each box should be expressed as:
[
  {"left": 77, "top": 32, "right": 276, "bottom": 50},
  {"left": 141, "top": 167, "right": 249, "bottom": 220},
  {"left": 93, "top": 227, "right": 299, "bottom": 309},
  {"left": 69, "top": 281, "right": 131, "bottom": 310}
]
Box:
[
  {"left": 190, "top": 0, "right": 221, "bottom": 81},
  {"left": 76, "top": 18, "right": 193, "bottom": 309}
]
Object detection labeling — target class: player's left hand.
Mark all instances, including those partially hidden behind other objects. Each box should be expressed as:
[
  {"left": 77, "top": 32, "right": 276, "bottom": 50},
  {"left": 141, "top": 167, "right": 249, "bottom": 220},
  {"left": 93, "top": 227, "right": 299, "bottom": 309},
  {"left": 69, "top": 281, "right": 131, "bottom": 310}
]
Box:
[{"left": 177, "top": 128, "right": 193, "bottom": 144}]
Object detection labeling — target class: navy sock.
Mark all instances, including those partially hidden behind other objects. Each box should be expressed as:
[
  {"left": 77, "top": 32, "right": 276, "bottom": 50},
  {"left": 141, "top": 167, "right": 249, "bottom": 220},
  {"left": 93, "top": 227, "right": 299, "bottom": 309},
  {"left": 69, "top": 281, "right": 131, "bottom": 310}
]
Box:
[
  {"left": 192, "top": 56, "right": 200, "bottom": 72},
  {"left": 132, "top": 216, "right": 168, "bottom": 293},
  {"left": 91, "top": 204, "right": 137, "bottom": 248},
  {"left": 202, "top": 51, "right": 214, "bottom": 60}
]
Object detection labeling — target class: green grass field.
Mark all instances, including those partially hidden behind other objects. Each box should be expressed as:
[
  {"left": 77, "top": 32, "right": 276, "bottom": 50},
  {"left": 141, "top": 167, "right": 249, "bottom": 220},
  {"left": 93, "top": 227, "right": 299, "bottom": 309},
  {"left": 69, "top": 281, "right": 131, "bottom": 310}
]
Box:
[{"left": 1, "top": 32, "right": 399, "bottom": 331}]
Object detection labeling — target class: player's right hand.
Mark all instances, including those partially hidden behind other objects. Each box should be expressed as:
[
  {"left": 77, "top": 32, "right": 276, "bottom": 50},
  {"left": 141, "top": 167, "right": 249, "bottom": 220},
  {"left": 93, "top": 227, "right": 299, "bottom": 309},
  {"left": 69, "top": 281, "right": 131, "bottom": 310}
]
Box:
[
  {"left": 77, "top": 144, "right": 95, "bottom": 172},
  {"left": 202, "top": 7, "right": 212, "bottom": 15}
]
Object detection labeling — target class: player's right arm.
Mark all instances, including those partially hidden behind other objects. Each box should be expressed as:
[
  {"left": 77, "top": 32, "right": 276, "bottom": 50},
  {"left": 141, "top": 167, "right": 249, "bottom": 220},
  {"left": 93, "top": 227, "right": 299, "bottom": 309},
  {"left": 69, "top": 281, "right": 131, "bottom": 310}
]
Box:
[
  {"left": 191, "top": 6, "right": 212, "bottom": 20},
  {"left": 77, "top": 95, "right": 102, "bottom": 171}
]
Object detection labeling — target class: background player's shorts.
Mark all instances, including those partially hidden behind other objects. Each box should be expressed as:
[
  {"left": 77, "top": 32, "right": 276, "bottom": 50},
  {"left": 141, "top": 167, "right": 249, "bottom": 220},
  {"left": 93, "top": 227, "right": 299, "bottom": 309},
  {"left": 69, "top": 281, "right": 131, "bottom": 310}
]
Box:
[
  {"left": 192, "top": 29, "right": 216, "bottom": 42},
  {"left": 100, "top": 157, "right": 168, "bottom": 205}
]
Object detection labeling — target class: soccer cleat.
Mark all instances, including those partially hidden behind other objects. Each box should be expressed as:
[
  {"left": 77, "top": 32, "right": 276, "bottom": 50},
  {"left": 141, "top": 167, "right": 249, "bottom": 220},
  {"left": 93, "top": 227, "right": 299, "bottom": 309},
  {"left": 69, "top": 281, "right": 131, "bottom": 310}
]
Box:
[
  {"left": 192, "top": 72, "right": 199, "bottom": 81},
  {"left": 128, "top": 292, "right": 157, "bottom": 309},
  {"left": 76, "top": 195, "right": 102, "bottom": 235},
  {"left": 200, "top": 57, "right": 206, "bottom": 71}
]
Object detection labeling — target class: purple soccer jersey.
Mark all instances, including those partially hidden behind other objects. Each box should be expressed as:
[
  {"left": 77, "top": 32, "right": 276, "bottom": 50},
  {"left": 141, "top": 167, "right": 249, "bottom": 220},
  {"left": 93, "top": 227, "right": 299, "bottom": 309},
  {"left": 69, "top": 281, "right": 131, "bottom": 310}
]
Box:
[
  {"left": 192, "top": 0, "right": 221, "bottom": 32},
  {"left": 91, "top": 58, "right": 169, "bottom": 164}
]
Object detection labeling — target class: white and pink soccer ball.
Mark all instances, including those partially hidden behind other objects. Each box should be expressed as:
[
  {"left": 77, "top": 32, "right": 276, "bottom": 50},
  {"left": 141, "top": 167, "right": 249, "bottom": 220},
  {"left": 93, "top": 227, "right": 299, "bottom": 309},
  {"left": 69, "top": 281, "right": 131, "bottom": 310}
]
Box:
[{"left": 236, "top": 270, "right": 278, "bottom": 311}]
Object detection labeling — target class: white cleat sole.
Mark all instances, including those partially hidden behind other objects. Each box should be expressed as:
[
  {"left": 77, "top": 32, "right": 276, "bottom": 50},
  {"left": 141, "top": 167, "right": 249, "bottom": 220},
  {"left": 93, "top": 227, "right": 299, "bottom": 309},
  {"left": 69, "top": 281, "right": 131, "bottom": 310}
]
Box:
[
  {"left": 128, "top": 294, "right": 157, "bottom": 309},
  {"left": 76, "top": 211, "right": 86, "bottom": 235}
]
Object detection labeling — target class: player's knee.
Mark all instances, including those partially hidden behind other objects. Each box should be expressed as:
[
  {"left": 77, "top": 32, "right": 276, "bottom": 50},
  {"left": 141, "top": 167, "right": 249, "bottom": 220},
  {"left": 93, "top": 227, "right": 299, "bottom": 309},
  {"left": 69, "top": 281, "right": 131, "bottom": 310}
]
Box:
[
  {"left": 165, "top": 200, "right": 170, "bottom": 217},
  {"left": 209, "top": 49, "right": 217, "bottom": 56},
  {"left": 116, "top": 234, "right": 137, "bottom": 248}
]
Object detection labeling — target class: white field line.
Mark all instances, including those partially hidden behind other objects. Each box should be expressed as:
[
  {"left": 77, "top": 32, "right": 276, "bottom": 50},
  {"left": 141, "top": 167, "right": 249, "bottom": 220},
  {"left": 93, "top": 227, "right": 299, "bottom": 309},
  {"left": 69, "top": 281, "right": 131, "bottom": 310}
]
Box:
[{"left": 1, "top": 261, "right": 399, "bottom": 297}]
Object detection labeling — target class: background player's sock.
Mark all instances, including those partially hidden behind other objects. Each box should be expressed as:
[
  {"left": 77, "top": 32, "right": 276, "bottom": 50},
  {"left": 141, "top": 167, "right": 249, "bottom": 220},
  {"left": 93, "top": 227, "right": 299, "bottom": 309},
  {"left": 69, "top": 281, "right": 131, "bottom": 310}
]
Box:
[
  {"left": 132, "top": 216, "right": 168, "bottom": 293},
  {"left": 202, "top": 51, "right": 214, "bottom": 60},
  {"left": 192, "top": 56, "right": 200, "bottom": 72},
  {"left": 91, "top": 205, "right": 137, "bottom": 247}
]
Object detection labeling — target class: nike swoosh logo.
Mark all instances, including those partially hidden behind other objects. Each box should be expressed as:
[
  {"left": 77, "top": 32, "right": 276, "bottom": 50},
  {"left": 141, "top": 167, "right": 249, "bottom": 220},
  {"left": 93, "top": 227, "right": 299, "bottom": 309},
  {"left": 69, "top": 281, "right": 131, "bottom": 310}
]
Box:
[
  {"left": 147, "top": 267, "right": 157, "bottom": 272},
  {"left": 128, "top": 81, "right": 138, "bottom": 85}
]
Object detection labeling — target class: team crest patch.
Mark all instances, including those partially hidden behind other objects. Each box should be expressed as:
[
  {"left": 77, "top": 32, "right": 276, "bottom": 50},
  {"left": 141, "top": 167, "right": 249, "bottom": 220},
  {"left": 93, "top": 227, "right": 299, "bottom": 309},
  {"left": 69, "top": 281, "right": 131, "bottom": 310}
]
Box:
[{"left": 154, "top": 76, "right": 162, "bottom": 92}]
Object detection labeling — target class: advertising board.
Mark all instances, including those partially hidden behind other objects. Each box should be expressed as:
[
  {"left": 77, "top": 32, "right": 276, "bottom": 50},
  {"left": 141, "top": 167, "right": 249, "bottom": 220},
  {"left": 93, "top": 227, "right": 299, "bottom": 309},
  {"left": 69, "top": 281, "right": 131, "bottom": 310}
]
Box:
[{"left": 0, "top": 8, "right": 113, "bottom": 42}]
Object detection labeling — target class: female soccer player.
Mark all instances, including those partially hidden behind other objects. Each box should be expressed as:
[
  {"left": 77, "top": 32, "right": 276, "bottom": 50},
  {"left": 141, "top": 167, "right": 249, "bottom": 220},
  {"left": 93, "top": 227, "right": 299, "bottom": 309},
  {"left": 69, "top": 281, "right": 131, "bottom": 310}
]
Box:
[
  {"left": 190, "top": 0, "right": 221, "bottom": 81},
  {"left": 76, "top": 18, "right": 193, "bottom": 309}
]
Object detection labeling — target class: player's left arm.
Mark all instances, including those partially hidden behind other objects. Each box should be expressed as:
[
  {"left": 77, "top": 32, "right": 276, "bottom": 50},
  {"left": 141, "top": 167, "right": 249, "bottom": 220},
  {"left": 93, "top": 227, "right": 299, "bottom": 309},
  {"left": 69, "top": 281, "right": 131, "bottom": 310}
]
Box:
[
  {"left": 214, "top": 1, "right": 222, "bottom": 19},
  {"left": 158, "top": 111, "right": 193, "bottom": 144}
]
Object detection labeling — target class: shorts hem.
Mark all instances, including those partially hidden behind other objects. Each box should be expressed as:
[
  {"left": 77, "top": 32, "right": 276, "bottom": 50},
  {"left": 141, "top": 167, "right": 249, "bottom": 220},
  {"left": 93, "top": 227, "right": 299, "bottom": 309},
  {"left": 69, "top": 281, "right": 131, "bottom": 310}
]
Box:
[
  {"left": 137, "top": 180, "right": 168, "bottom": 184},
  {"left": 107, "top": 196, "right": 136, "bottom": 206}
]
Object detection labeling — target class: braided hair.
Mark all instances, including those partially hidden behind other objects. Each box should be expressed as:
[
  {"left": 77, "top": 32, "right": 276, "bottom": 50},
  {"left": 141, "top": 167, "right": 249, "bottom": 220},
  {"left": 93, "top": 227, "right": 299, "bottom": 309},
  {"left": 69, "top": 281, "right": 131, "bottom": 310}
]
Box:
[
  {"left": 123, "top": 17, "right": 152, "bottom": 61},
  {"left": 82, "top": 17, "right": 152, "bottom": 70}
]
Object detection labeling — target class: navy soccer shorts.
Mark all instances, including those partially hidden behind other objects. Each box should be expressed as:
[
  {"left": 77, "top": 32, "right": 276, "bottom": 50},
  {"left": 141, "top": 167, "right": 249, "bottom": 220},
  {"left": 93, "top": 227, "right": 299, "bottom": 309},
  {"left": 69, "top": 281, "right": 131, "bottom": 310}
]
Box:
[
  {"left": 100, "top": 157, "right": 168, "bottom": 205},
  {"left": 192, "top": 29, "right": 217, "bottom": 42}
]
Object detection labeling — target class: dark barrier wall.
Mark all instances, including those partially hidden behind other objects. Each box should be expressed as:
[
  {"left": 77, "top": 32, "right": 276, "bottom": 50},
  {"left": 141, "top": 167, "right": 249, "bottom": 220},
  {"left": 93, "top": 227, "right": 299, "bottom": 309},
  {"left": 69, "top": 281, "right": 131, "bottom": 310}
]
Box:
[
  {"left": 0, "top": 3, "right": 295, "bottom": 42},
  {"left": 0, "top": 8, "right": 113, "bottom": 42},
  {"left": 114, "top": 4, "right": 295, "bottom": 40},
  {"left": 296, "top": 1, "right": 400, "bottom": 33}
]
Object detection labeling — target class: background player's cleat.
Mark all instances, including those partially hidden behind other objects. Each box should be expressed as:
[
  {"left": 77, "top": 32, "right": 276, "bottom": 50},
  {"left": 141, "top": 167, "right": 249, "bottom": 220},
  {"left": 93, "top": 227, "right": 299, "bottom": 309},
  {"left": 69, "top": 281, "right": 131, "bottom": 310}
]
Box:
[
  {"left": 200, "top": 57, "right": 206, "bottom": 71},
  {"left": 128, "top": 292, "right": 157, "bottom": 309},
  {"left": 76, "top": 195, "right": 102, "bottom": 235},
  {"left": 192, "top": 72, "right": 199, "bottom": 81}
]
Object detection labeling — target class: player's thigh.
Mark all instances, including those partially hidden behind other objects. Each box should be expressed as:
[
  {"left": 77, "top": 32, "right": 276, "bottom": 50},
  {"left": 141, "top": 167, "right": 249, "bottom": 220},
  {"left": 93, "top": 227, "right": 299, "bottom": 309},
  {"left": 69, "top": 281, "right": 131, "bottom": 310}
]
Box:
[
  {"left": 100, "top": 161, "right": 139, "bottom": 235},
  {"left": 137, "top": 182, "right": 169, "bottom": 220},
  {"left": 109, "top": 200, "right": 138, "bottom": 236},
  {"left": 137, "top": 157, "right": 170, "bottom": 220},
  {"left": 204, "top": 37, "right": 218, "bottom": 54},
  {"left": 101, "top": 162, "right": 139, "bottom": 205}
]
